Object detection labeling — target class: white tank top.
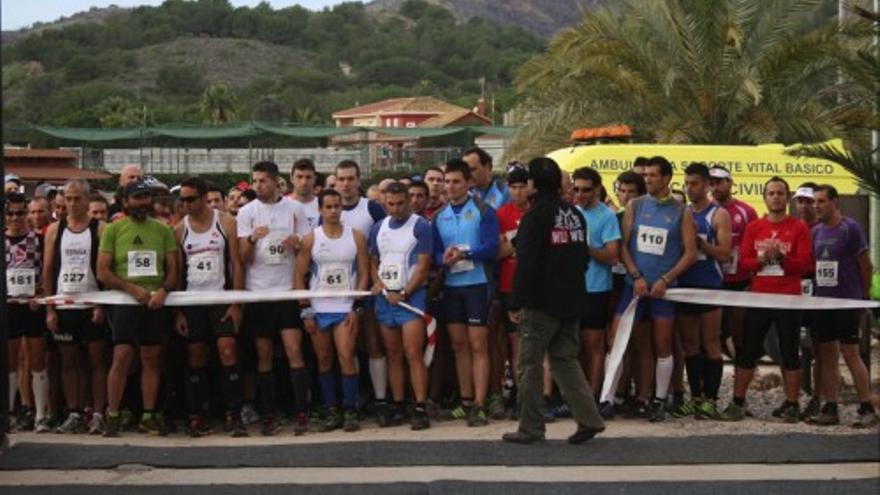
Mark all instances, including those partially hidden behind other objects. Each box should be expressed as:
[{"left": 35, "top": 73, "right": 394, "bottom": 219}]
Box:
[
  {"left": 375, "top": 214, "right": 419, "bottom": 291},
  {"left": 182, "top": 210, "right": 228, "bottom": 292},
  {"left": 57, "top": 222, "right": 100, "bottom": 296},
  {"left": 309, "top": 225, "right": 357, "bottom": 314},
  {"left": 341, "top": 197, "right": 376, "bottom": 237}
]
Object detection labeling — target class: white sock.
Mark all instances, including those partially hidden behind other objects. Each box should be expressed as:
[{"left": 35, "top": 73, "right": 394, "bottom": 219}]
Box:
[
  {"left": 32, "top": 370, "right": 49, "bottom": 421},
  {"left": 369, "top": 357, "right": 387, "bottom": 401},
  {"left": 8, "top": 371, "right": 18, "bottom": 413},
  {"left": 654, "top": 356, "right": 674, "bottom": 400}
]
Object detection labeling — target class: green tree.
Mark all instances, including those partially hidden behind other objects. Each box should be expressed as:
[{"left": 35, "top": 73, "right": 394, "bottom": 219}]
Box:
[
  {"left": 95, "top": 96, "right": 145, "bottom": 128},
  {"left": 201, "top": 83, "right": 238, "bottom": 125},
  {"left": 509, "top": 0, "right": 846, "bottom": 159},
  {"left": 157, "top": 64, "right": 206, "bottom": 96}
]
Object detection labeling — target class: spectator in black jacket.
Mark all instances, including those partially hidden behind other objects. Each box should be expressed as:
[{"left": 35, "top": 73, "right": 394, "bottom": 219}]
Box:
[{"left": 503, "top": 157, "right": 605, "bottom": 445}]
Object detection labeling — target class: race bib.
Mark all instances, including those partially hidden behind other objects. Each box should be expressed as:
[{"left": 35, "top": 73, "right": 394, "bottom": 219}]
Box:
[
  {"left": 696, "top": 234, "right": 708, "bottom": 261},
  {"left": 127, "top": 251, "right": 158, "bottom": 277},
  {"left": 757, "top": 256, "right": 784, "bottom": 277},
  {"left": 723, "top": 248, "right": 739, "bottom": 275},
  {"left": 318, "top": 265, "right": 349, "bottom": 292},
  {"left": 815, "top": 261, "right": 839, "bottom": 287},
  {"left": 379, "top": 263, "right": 405, "bottom": 291},
  {"left": 60, "top": 267, "right": 89, "bottom": 294},
  {"left": 611, "top": 263, "right": 627, "bottom": 275},
  {"left": 187, "top": 252, "right": 221, "bottom": 284},
  {"left": 449, "top": 244, "right": 474, "bottom": 274},
  {"left": 801, "top": 278, "right": 814, "bottom": 296},
  {"left": 265, "top": 232, "right": 288, "bottom": 265},
  {"left": 7, "top": 267, "right": 36, "bottom": 297},
  {"left": 636, "top": 225, "right": 668, "bottom": 256}
]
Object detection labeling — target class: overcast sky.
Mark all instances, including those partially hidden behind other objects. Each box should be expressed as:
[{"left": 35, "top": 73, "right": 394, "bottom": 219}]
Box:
[{"left": 1, "top": 1, "right": 349, "bottom": 30}]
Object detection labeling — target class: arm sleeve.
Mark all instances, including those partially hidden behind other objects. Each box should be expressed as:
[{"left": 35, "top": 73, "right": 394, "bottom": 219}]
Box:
[
  {"left": 236, "top": 207, "right": 252, "bottom": 238},
  {"left": 432, "top": 220, "right": 445, "bottom": 266},
  {"left": 739, "top": 223, "right": 759, "bottom": 273},
  {"left": 98, "top": 223, "right": 116, "bottom": 253},
  {"left": 468, "top": 207, "right": 500, "bottom": 261},
  {"left": 413, "top": 219, "right": 433, "bottom": 255},
  {"left": 782, "top": 222, "right": 813, "bottom": 276},
  {"left": 601, "top": 211, "right": 622, "bottom": 244},
  {"left": 510, "top": 209, "right": 545, "bottom": 310},
  {"left": 368, "top": 200, "right": 387, "bottom": 223}
]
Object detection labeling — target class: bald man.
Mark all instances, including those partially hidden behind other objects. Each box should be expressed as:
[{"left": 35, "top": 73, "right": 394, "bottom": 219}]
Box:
[{"left": 110, "top": 165, "right": 144, "bottom": 217}]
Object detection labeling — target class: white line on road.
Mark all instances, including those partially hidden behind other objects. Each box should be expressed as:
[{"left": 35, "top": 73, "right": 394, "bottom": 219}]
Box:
[{"left": 1, "top": 463, "right": 878, "bottom": 485}]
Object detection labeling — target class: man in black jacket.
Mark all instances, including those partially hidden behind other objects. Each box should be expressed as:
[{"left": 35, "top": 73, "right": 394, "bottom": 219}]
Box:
[{"left": 503, "top": 157, "right": 606, "bottom": 444}]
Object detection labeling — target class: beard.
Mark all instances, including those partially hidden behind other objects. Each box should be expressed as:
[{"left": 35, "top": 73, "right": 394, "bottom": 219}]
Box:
[{"left": 126, "top": 205, "right": 150, "bottom": 221}]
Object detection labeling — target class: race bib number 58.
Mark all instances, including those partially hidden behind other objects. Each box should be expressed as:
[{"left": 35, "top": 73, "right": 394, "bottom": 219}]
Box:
[{"left": 128, "top": 250, "right": 158, "bottom": 277}]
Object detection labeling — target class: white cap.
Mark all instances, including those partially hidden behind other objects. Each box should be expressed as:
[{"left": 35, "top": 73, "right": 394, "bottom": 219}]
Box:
[
  {"left": 793, "top": 187, "right": 814, "bottom": 200},
  {"left": 708, "top": 167, "right": 731, "bottom": 180}
]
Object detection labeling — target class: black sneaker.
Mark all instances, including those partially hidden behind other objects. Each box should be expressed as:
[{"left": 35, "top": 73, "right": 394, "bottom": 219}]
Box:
[
  {"left": 103, "top": 413, "right": 121, "bottom": 438},
  {"left": 411, "top": 406, "right": 430, "bottom": 431},
  {"left": 320, "top": 407, "right": 344, "bottom": 432},
  {"left": 625, "top": 400, "right": 648, "bottom": 419},
  {"left": 598, "top": 401, "right": 616, "bottom": 420},
  {"left": 225, "top": 412, "right": 248, "bottom": 438},
  {"left": 16, "top": 407, "right": 35, "bottom": 432},
  {"left": 568, "top": 424, "right": 605, "bottom": 444},
  {"left": 186, "top": 416, "right": 213, "bottom": 438},
  {"left": 771, "top": 399, "right": 788, "bottom": 418},
  {"left": 261, "top": 415, "right": 281, "bottom": 436},
  {"left": 375, "top": 401, "right": 392, "bottom": 427},
  {"left": 388, "top": 404, "right": 405, "bottom": 427},
  {"left": 648, "top": 398, "right": 666, "bottom": 422},
  {"left": 502, "top": 431, "right": 544, "bottom": 444}
]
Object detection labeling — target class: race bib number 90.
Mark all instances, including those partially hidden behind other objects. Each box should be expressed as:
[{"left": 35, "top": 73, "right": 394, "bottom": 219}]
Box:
[
  {"left": 128, "top": 250, "right": 158, "bottom": 277},
  {"left": 636, "top": 225, "right": 668, "bottom": 256},
  {"left": 265, "top": 232, "right": 288, "bottom": 265}
]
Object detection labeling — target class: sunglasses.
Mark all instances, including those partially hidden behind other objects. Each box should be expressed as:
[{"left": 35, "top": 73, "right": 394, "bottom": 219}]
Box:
[
  {"left": 572, "top": 186, "right": 594, "bottom": 193},
  {"left": 5, "top": 210, "right": 26, "bottom": 217},
  {"left": 179, "top": 195, "right": 201, "bottom": 203}
]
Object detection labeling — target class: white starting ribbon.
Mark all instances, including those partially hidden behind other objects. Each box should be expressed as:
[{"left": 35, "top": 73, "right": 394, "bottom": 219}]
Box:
[
  {"left": 599, "top": 288, "right": 880, "bottom": 403},
  {"left": 34, "top": 289, "right": 372, "bottom": 307}
]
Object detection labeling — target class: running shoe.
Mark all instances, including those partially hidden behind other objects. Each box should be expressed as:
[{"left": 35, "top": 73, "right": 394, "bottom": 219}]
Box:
[
  {"left": 695, "top": 400, "right": 721, "bottom": 420},
  {"left": 240, "top": 403, "right": 261, "bottom": 425},
  {"left": 488, "top": 393, "right": 507, "bottom": 420},
  {"left": 466, "top": 407, "right": 489, "bottom": 427},
  {"left": 120, "top": 408, "right": 136, "bottom": 431},
  {"left": 55, "top": 412, "right": 85, "bottom": 434},
  {"left": 16, "top": 407, "right": 35, "bottom": 432},
  {"left": 551, "top": 402, "right": 572, "bottom": 419},
  {"left": 320, "top": 407, "right": 344, "bottom": 432},
  {"left": 781, "top": 403, "right": 800, "bottom": 424},
  {"left": 440, "top": 402, "right": 470, "bottom": 421},
  {"left": 87, "top": 412, "right": 105, "bottom": 435},
  {"left": 720, "top": 402, "right": 746, "bottom": 422},
  {"left": 225, "top": 412, "right": 249, "bottom": 437},
  {"left": 103, "top": 413, "right": 121, "bottom": 437},
  {"left": 598, "top": 401, "right": 616, "bottom": 420},
  {"left": 624, "top": 400, "right": 649, "bottom": 419},
  {"left": 813, "top": 410, "right": 840, "bottom": 426},
  {"left": 411, "top": 405, "right": 430, "bottom": 431},
  {"left": 138, "top": 415, "right": 167, "bottom": 436},
  {"left": 186, "top": 416, "right": 213, "bottom": 438},
  {"left": 292, "top": 412, "right": 309, "bottom": 436},
  {"left": 261, "top": 415, "right": 281, "bottom": 436},
  {"left": 771, "top": 399, "right": 788, "bottom": 418},
  {"left": 375, "top": 401, "right": 393, "bottom": 427},
  {"left": 852, "top": 411, "right": 879, "bottom": 429},
  {"left": 800, "top": 396, "right": 820, "bottom": 422},
  {"left": 343, "top": 410, "right": 360, "bottom": 432},
  {"left": 669, "top": 398, "right": 696, "bottom": 418},
  {"left": 34, "top": 417, "right": 53, "bottom": 433},
  {"left": 648, "top": 398, "right": 666, "bottom": 422}
]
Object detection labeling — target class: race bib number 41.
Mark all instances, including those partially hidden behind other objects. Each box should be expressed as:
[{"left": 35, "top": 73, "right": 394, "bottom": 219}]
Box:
[
  {"left": 188, "top": 252, "right": 221, "bottom": 284},
  {"left": 128, "top": 250, "right": 158, "bottom": 277},
  {"left": 636, "top": 225, "right": 668, "bottom": 256}
]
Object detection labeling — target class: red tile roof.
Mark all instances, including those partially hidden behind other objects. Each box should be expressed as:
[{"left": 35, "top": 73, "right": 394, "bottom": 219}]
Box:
[
  {"left": 332, "top": 97, "right": 467, "bottom": 118},
  {"left": 4, "top": 148, "right": 77, "bottom": 159},
  {"left": 5, "top": 165, "right": 110, "bottom": 182}
]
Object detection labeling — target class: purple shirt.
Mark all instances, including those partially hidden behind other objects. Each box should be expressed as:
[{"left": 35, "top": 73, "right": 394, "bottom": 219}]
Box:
[{"left": 811, "top": 216, "right": 867, "bottom": 299}]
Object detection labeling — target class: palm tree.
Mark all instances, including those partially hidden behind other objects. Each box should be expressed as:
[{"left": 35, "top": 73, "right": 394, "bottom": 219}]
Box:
[
  {"left": 201, "top": 83, "right": 238, "bottom": 126},
  {"left": 509, "top": 0, "right": 851, "bottom": 160},
  {"left": 793, "top": 5, "right": 880, "bottom": 196}
]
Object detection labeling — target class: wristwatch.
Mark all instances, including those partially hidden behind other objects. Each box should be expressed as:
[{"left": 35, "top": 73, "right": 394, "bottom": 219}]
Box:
[{"left": 630, "top": 270, "right": 642, "bottom": 280}]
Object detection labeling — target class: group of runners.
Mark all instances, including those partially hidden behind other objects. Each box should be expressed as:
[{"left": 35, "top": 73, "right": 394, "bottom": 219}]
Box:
[{"left": 4, "top": 148, "right": 877, "bottom": 439}]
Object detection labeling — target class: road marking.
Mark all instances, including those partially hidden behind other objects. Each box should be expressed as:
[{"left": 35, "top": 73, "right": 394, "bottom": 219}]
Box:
[{"left": 1, "top": 463, "right": 878, "bottom": 485}]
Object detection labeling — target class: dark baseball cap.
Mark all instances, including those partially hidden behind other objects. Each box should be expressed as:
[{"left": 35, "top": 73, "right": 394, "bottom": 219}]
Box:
[
  {"left": 123, "top": 181, "right": 152, "bottom": 197},
  {"left": 507, "top": 167, "right": 529, "bottom": 185}
]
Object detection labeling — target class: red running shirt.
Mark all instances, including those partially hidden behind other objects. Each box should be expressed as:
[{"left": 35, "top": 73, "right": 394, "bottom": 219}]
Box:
[
  {"left": 740, "top": 216, "right": 813, "bottom": 295},
  {"left": 496, "top": 202, "right": 528, "bottom": 294}
]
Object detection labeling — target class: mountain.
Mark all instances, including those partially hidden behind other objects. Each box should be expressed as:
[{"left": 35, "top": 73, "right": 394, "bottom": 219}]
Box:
[
  {"left": 1, "top": 6, "right": 131, "bottom": 46},
  {"left": 367, "top": 0, "right": 604, "bottom": 38}
]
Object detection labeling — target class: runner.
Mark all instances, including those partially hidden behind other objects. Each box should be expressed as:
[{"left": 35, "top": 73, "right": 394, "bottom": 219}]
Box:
[
  {"left": 296, "top": 189, "right": 370, "bottom": 433},
  {"left": 173, "top": 177, "right": 248, "bottom": 437},
  {"left": 42, "top": 179, "right": 109, "bottom": 434},
  {"left": 572, "top": 167, "right": 621, "bottom": 396},
  {"left": 495, "top": 167, "right": 531, "bottom": 416},
  {"left": 610, "top": 156, "right": 697, "bottom": 422},
  {"left": 88, "top": 194, "right": 109, "bottom": 222},
  {"left": 97, "top": 180, "right": 179, "bottom": 437},
  {"left": 810, "top": 185, "right": 876, "bottom": 427},
  {"left": 407, "top": 180, "right": 430, "bottom": 218},
  {"left": 205, "top": 183, "right": 226, "bottom": 212},
  {"left": 721, "top": 176, "right": 812, "bottom": 423},
  {"left": 369, "top": 182, "right": 433, "bottom": 430},
  {"left": 464, "top": 147, "right": 509, "bottom": 209},
  {"left": 432, "top": 158, "right": 500, "bottom": 426},
  {"left": 334, "top": 160, "right": 391, "bottom": 424},
  {"left": 423, "top": 166, "right": 446, "bottom": 219},
  {"left": 290, "top": 158, "right": 320, "bottom": 229},
  {"left": 6, "top": 192, "right": 47, "bottom": 432},
  {"left": 676, "top": 163, "right": 731, "bottom": 419},
  {"left": 237, "top": 161, "right": 311, "bottom": 436},
  {"left": 708, "top": 165, "right": 758, "bottom": 359}
]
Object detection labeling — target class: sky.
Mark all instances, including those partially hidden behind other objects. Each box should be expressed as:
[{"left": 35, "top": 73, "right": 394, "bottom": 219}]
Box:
[{"left": 1, "top": 1, "right": 348, "bottom": 31}]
